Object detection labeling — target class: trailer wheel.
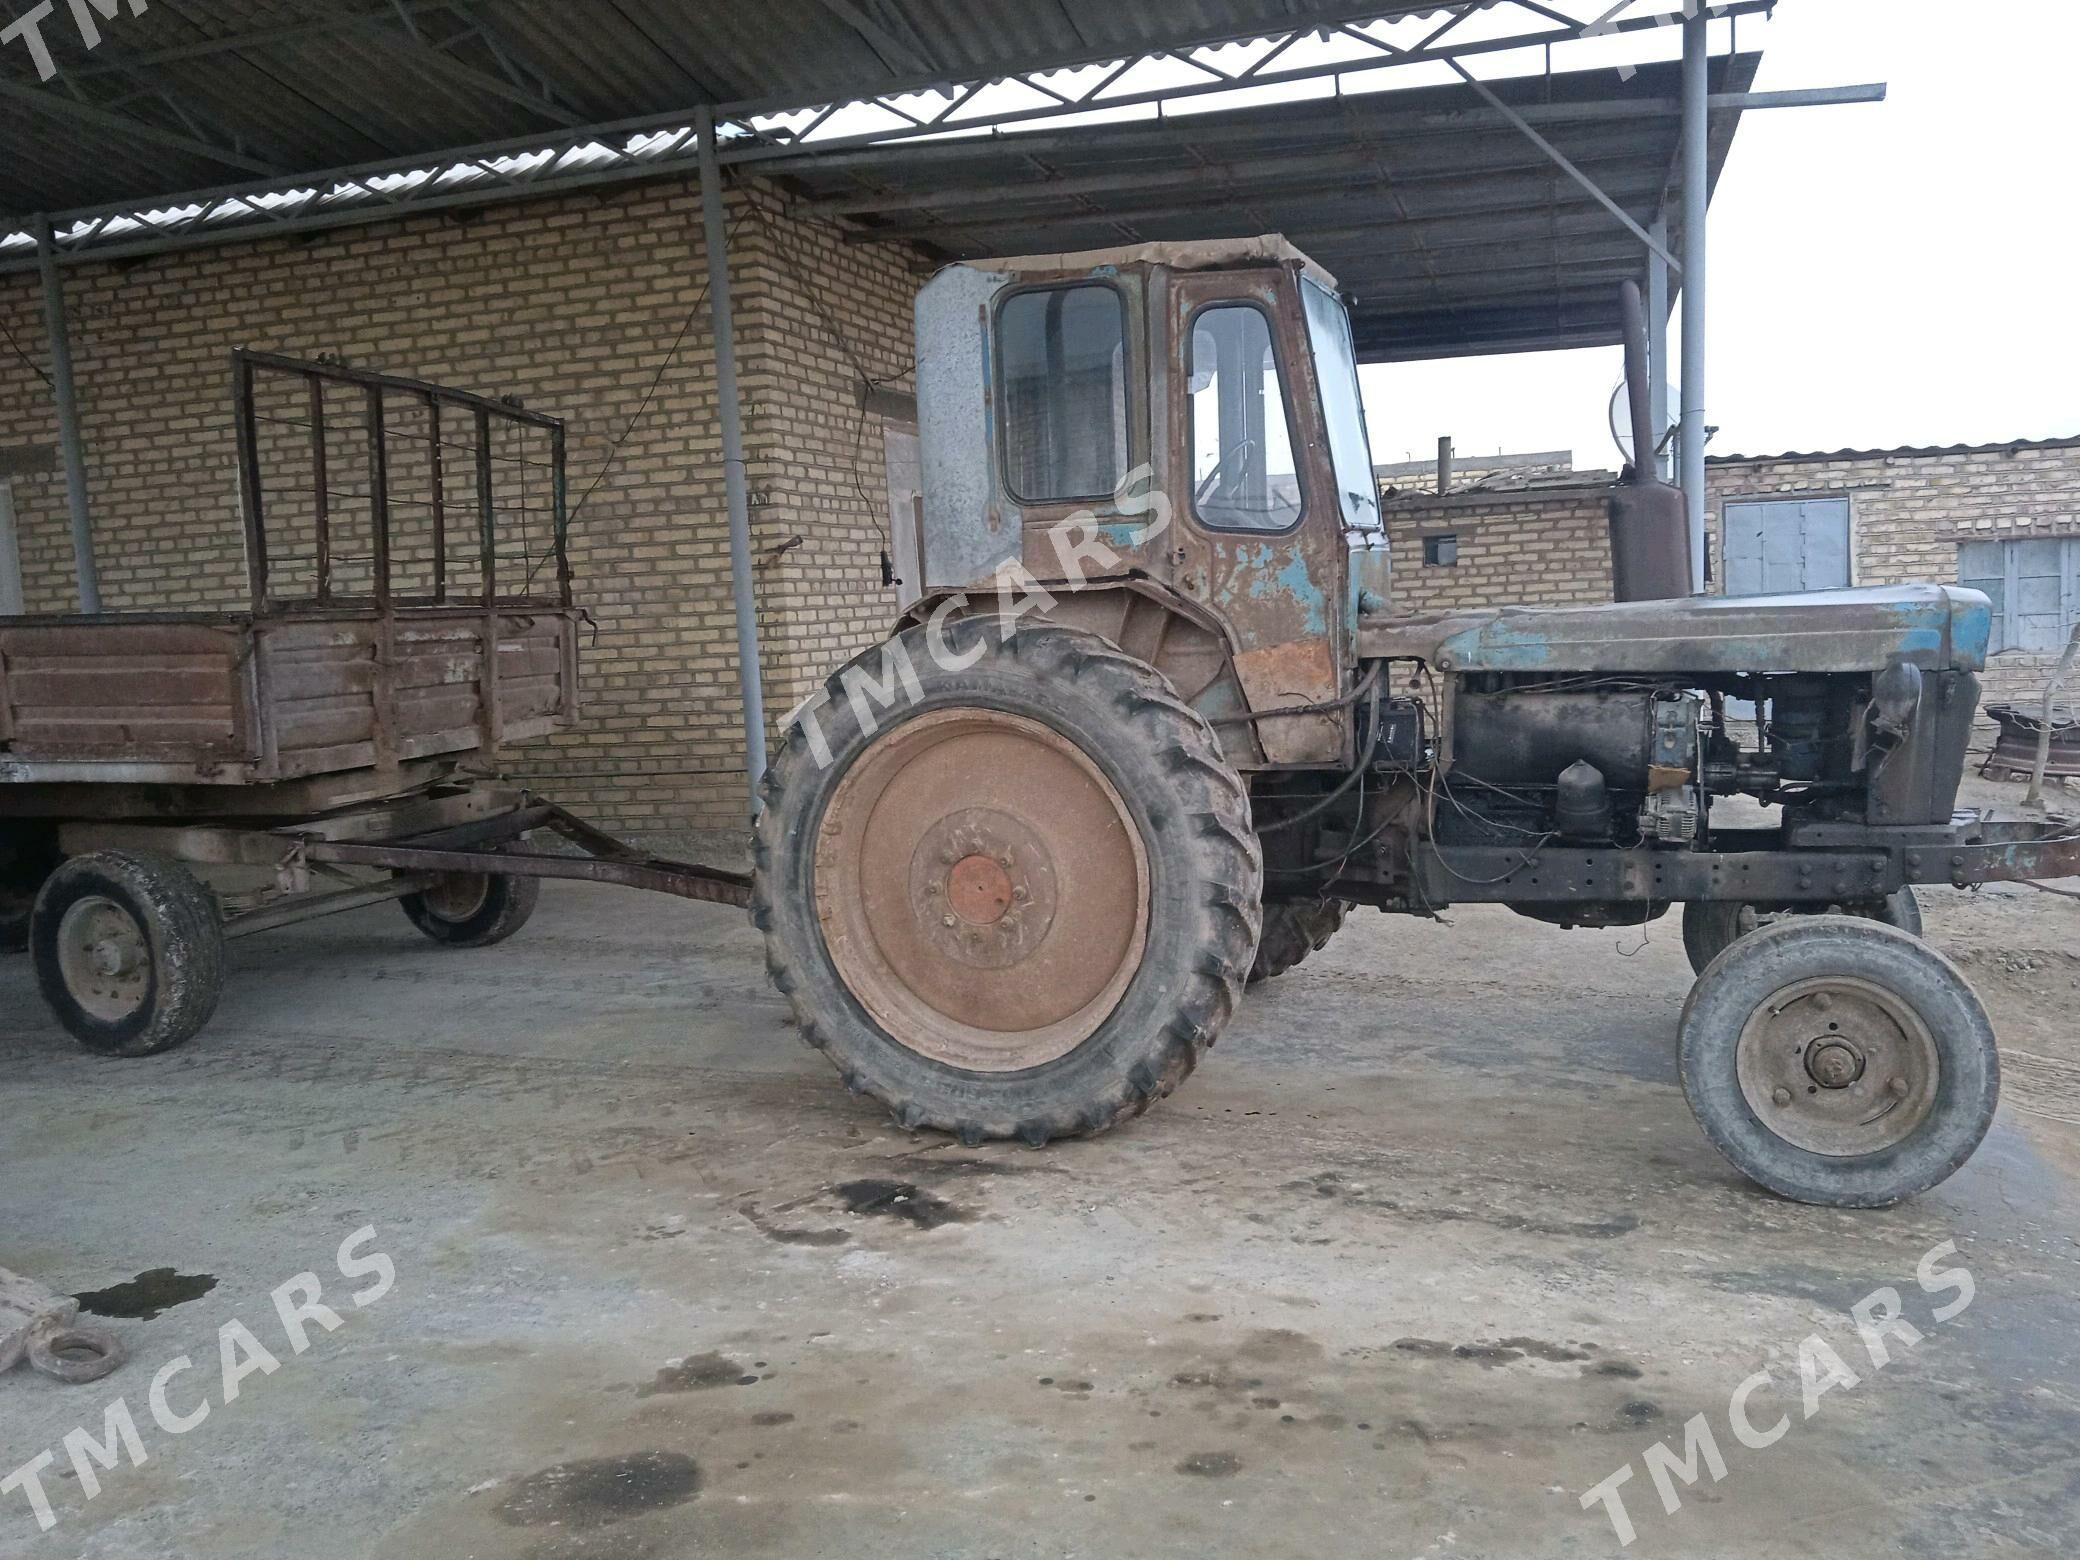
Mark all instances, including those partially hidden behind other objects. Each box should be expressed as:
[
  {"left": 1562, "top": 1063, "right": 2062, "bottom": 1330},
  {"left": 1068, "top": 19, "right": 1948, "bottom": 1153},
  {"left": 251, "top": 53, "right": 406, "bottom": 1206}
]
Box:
[
  {"left": 30, "top": 851, "right": 225, "bottom": 1057},
  {"left": 1250, "top": 899, "right": 1349, "bottom": 983},
  {"left": 1679, "top": 918, "right": 1998, "bottom": 1207},
  {"left": 1681, "top": 888, "right": 1921, "bottom": 976},
  {"left": 402, "top": 872, "right": 540, "bottom": 948},
  {"left": 754, "top": 618, "right": 1262, "bottom": 1146}
]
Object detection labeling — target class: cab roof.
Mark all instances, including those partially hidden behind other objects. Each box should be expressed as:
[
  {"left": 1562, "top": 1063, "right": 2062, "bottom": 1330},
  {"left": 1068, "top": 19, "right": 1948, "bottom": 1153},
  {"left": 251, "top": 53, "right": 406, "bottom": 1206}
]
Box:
[{"left": 969, "top": 235, "right": 1339, "bottom": 292}]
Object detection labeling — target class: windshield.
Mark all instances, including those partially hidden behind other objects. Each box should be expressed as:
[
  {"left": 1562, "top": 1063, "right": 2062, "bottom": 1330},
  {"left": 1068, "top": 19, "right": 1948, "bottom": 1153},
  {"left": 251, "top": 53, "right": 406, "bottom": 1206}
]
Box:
[{"left": 1301, "top": 277, "right": 1382, "bottom": 534}]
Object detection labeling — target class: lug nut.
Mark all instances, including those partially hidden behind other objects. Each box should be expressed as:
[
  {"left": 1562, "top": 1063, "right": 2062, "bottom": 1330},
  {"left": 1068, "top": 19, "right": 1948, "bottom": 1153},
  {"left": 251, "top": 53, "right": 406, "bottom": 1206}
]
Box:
[
  {"left": 1772, "top": 1087, "right": 1793, "bottom": 1108},
  {"left": 942, "top": 915, "right": 956, "bottom": 928},
  {"left": 1889, "top": 1076, "right": 1910, "bottom": 1097}
]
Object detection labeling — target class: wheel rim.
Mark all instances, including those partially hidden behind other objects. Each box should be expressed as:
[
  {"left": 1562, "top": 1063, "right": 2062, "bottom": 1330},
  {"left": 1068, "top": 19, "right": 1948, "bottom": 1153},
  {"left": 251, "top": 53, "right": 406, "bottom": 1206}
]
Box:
[
  {"left": 420, "top": 873, "right": 492, "bottom": 923},
  {"left": 1734, "top": 975, "right": 1942, "bottom": 1157},
  {"left": 814, "top": 707, "right": 1150, "bottom": 1073},
  {"left": 56, "top": 895, "right": 151, "bottom": 1024}
]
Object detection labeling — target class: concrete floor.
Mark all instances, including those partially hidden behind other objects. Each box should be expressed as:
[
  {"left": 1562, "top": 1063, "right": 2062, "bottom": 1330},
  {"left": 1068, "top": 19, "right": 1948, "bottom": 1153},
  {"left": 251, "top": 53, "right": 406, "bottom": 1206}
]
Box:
[{"left": 4, "top": 848, "right": 2079, "bottom": 1558}]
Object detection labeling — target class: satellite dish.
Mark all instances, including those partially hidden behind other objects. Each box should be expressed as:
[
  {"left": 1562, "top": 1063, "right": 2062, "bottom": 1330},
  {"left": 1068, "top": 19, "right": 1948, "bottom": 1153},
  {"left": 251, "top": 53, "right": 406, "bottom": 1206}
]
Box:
[{"left": 1609, "top": 376, "right": 1673, "bottom": 471}]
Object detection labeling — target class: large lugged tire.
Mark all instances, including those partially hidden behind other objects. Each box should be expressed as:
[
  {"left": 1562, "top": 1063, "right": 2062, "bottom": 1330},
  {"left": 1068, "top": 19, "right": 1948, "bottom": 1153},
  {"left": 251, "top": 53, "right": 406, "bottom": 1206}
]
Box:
[
  {"left": 1679, "top": 918, "right": 1998, "bottom": 1207},
  {"left": 30, "top": 851, "right": 226, "bottom": 1057},
  {"left": 401, "top": 872, "right": 540, "bottom": 948},
  {"left": 1249, "top": 899, "right": 1349, "bottom": 984},
  {"left": 754, "top": 618, "right": 1262, "bottom": 1146},
  {"left": 1681, "top": 888, "right": 1922, "bottom": 976}
]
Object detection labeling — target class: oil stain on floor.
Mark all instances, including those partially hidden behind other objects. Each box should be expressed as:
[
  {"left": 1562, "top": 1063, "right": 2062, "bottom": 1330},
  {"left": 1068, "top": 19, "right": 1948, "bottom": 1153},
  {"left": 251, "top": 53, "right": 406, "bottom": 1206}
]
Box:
[
  {"left": 496, "top": 1452, "right": 701, "bottom": 1531},
  {"left": 74, "top": 1269, "right": 218, "bottom": 1321}
]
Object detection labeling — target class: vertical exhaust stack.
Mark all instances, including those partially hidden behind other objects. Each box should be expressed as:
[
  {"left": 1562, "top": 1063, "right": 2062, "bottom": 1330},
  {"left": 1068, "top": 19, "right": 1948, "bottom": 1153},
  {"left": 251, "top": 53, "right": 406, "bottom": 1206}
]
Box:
[{"left": 1607, "top": 280, "right": 1696, "bottom": 601}]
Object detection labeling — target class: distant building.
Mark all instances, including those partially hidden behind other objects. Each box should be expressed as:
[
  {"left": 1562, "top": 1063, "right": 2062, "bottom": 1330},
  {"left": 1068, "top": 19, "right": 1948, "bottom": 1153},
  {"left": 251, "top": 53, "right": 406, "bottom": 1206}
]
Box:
[{"left": 1377, "top": 436, "right": 2080, "bottom": 717}]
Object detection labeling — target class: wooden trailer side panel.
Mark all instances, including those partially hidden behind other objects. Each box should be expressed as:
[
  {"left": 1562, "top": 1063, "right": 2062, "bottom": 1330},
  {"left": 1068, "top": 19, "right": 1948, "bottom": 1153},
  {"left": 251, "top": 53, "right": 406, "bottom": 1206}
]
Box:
[
  {"left": 2, "top": 609, "right": 575, "bottom": 786},
  {"left": 261, "top": 609, "right": 576, "bottom": 780},
  {"left": 0, "top": 621, "right": 259, "bottom": 776}
]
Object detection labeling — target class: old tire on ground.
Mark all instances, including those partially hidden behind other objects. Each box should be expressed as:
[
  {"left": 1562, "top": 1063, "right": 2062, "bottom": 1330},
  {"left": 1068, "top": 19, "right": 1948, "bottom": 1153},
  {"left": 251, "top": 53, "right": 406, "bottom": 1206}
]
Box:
[
  {"left": 753, "top": 618, "right": 1262, "bottom": 1146},
  {"left": 1679, "top": 917, "right": 1998, "bottom": 1208},
  {"left": 1249, "top": 899, "right": 1349, "bottom": 983},
  {"left": 30, "top": 851, "right": 226, "bottom": 1057},
  {"left": 1681, "top": 888, "right": 1922, "bottom": 976},
  {"left": 402, "top": 872, "right": 541, "bottom": 948}
]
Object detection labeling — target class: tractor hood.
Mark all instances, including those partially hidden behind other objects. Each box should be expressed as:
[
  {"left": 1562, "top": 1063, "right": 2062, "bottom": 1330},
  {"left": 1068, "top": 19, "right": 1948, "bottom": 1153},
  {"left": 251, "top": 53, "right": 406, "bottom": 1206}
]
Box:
[{"left": 1357, "top": 584, "right": 1993, "bottom": 677}]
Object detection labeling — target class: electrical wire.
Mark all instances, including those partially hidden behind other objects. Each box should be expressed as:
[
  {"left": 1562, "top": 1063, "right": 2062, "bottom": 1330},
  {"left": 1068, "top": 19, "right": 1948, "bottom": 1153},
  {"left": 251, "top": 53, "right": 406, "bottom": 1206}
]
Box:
[{"left": 2, "top": 316, "right": 53, "bottom": 390}]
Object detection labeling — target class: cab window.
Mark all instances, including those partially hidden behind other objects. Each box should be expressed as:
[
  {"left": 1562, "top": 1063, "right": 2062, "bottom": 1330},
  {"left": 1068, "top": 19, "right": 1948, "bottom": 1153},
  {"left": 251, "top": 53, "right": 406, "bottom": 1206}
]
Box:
[
  {"left": 997, "top": 284, "right": 1129, "bottom": 504},
  {"left": 1189, "top": 304, "right": 1303, "bottom": 532}
]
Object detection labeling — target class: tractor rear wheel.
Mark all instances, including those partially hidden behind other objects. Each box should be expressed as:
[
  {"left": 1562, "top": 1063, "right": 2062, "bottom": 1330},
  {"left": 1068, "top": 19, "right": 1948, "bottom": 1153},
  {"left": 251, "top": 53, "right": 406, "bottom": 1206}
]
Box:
[
  {"left": 1249, "top": 899, "right": 1349, "bottom": 984},
  {"left": 753, "top": 618, "right": 1262, "bottom": 1146}
]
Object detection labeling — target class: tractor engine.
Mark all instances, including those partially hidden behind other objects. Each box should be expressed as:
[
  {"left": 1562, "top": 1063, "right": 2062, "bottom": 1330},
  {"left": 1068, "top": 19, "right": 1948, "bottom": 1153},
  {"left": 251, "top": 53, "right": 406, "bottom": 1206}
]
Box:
[{"left": 1444, "top": 683, "right": 1706, "bottom": 850}]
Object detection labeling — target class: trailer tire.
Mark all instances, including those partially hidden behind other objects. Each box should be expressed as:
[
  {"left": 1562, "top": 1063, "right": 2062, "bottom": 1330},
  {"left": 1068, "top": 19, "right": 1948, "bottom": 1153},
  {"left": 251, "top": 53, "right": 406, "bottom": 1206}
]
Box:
[
  {"left": 754, "top": 618, "right": 1262, "bottom": 1146},
  {"left": 402, "top": 872, "right": 540, "bottom": 948},
  {"left": 1681, "top": 888, "right": 1922, "bottom": 976},
  {"left": 1249, "top": 899, "right": 1349, "bottom": 983},
  {"left": 31, "top": 851, "right": 225, "bottom": 1057},
  {"left": 1680, "top": 917, "right": 1998, "bottom": 1207}
]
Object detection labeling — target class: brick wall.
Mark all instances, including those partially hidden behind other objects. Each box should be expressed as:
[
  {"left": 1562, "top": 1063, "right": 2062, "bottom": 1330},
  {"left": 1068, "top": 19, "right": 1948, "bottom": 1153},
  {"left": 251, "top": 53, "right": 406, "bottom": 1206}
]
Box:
[
  {"left": 0, "top": 177, "right": 925, "bottom": 831},
  {"left": 1704, "top": 442, "right": 2080, "bottom": 711},
  {"left": 1382, "top": 484, "right": 1615, "bottom": 614}
]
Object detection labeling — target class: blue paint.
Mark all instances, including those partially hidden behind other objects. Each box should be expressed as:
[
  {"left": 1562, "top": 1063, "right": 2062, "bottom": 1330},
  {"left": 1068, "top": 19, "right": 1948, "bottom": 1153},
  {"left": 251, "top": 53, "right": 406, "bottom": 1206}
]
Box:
[{"left": 1426, "top": 586, "right": 1991, "bottom": 676}]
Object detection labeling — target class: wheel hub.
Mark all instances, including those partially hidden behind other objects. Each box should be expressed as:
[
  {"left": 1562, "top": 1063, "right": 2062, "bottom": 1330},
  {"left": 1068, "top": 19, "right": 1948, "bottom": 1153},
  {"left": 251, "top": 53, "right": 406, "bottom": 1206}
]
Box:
[
  {"left": 946, "top": 855, "right": 1013, "bottom": 926},
  {"left": 1736, "top": 975, "right": 1940, "bottom": 1157},
  {"left": 1805, "top": 1040, "right": 1866, "bottom": 1090},
  {"left": 56, "top": 896, "right": 150, "bottom": 1024},
  {"left": 815, "top": 708, "right": 1149, "bottom": 1073}
]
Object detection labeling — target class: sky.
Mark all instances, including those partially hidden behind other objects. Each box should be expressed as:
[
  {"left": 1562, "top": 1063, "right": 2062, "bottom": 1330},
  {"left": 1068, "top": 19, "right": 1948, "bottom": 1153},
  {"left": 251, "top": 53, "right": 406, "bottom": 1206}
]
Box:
[{"left": 1361, "top": 0, "right": 2080, "bottom": 468}]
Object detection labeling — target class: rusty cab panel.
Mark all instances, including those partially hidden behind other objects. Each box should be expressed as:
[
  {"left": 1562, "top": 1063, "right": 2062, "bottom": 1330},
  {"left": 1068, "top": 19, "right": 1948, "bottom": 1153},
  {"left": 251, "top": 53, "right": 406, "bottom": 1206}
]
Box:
[
  {"left": 914, "top": 243, "right": 1361, "bottom": 767},
  {"left": 1158, "top": 264, "right": 1349, "bottom": 765}
]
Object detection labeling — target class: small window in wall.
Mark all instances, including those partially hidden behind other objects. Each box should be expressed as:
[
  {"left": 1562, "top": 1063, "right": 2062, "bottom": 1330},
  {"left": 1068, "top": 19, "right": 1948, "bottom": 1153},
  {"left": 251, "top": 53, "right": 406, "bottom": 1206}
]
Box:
[
  {"left": 997, "top": 284, "right": 1129, "bottom": 503},
  {"left": 1960, "top": 537, "right": 2080, "bottom": 653},
  {"left": 1189, "top": 304, "right": 1303, "bottom": 532},
  {"left": 1423, "top": 533, "right": 1460, "bottom": 568}
]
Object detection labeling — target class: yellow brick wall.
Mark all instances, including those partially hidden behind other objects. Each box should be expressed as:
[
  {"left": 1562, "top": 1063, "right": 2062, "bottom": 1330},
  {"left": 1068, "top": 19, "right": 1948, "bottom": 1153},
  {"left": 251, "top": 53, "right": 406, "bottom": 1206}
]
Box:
[
  {"left": 1383, "top": 487, "right": 1616, "bottom": 613},
  {"left": 0, "top": 176, "right": 924, "bottom": 831}
]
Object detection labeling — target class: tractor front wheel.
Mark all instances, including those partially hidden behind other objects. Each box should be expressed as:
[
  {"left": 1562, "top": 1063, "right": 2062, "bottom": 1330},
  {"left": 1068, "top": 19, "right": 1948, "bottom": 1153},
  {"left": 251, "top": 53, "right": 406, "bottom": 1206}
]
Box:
[
  {"left": 753, "top": 619, "right": 1262, "bottom": 1146},
  {"left": 1249, "top": 899, "right": 1349, "bottom": 984},
  {"left": 1682, "top": 888, "right": 1922, "bottom": 976}
]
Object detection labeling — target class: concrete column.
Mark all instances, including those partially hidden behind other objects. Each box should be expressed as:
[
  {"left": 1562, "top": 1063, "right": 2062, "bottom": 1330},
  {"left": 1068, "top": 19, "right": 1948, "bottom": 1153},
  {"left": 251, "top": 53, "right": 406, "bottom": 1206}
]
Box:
[
  {"left": 696, "top": 109, "right": 769, "bottom": 814},
  {"left": 32, "top": 216, "right": 100, "bottom": 612}
]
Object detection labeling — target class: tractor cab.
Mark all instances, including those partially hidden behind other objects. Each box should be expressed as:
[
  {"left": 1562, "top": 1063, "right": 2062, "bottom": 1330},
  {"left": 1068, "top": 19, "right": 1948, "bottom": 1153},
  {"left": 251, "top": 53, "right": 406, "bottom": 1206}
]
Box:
[{"left": 915, "top": 237, "right": 1386, "bottom": 764}]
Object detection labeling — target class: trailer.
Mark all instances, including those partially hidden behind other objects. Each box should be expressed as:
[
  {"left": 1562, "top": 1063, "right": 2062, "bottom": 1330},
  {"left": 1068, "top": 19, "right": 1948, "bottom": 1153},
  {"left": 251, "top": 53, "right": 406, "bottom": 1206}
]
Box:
[{"left": 2, "top": 353, "right": 747, "bottom": 1056}]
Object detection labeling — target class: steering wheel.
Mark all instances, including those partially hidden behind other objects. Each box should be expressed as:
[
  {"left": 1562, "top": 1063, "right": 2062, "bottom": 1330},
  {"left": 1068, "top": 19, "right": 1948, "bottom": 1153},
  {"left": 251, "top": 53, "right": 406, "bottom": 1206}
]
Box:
[{"left": 1195, "top": 437, "right": 1256, "bottom": 505}]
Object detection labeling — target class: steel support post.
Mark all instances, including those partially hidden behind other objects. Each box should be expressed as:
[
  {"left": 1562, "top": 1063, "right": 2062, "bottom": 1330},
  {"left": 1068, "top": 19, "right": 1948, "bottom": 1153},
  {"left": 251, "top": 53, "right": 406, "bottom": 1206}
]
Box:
[
  {"left": 1678, "top": 13, "right": 1710, "bottom": 592},
  {"left": 697, "top": 108, "right": 770, "bottom": 814},
  {"left": 0, "top": 477, "right": 23, "bottom": 614},
  {"left": 32, "top": 216, "right": 100, "bottom": 612},
  {"left": 1647, "top": 213, "right": 1672, "bottom": 483}
]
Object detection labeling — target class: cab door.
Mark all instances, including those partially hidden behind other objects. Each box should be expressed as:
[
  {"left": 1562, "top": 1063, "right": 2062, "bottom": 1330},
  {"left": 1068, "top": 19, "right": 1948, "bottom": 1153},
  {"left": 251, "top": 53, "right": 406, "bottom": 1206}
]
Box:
[{"left": 1165, "top": 268, "right": 1347, "bottom": 764}]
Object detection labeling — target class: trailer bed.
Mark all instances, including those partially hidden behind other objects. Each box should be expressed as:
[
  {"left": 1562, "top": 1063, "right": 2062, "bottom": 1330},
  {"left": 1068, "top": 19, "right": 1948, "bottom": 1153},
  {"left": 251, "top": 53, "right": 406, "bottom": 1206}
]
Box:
[{"left": 0, "top": 607, "right": 578, "bottom": 787}]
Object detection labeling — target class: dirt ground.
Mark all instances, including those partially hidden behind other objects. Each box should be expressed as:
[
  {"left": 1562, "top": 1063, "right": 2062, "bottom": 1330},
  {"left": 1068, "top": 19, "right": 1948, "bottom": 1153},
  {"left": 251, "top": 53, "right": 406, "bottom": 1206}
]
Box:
[{"left": 2, "top": 782, "right": 2076, "bottom": 1559}]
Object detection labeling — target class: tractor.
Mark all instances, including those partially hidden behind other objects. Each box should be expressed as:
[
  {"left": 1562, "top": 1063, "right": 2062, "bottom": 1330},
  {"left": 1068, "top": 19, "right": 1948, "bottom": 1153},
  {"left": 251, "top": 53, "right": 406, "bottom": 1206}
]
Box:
[{"left": 752, "top": 236, "right": 2079, "bottom": 1208}]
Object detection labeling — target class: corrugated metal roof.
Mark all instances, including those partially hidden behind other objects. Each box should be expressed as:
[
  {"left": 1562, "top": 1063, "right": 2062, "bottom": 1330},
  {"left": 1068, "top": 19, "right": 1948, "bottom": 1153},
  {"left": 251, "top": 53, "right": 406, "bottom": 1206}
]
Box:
[
  {"left": 1710, "top": 434, "right": 2080, "bottom": 466},
  {"left": 0, "top": 0, "right": 1479, "bottom": 216},
  {"left": 787, "top": 54, "right": 1755, "bottom": 361}
]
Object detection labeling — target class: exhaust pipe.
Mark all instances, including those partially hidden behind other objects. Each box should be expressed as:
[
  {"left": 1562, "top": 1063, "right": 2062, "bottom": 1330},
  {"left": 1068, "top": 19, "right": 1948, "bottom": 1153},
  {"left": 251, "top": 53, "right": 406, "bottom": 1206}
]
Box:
[{"left": 1607, "top": 280, "right": 1696, "bottom": 601}]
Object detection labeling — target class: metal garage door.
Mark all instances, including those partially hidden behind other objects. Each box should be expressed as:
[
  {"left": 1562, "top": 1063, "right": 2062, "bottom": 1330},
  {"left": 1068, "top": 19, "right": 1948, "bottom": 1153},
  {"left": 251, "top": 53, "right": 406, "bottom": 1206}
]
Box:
[{"left": 1722, "top": 498, "right": 1852, "bottom": 596}]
